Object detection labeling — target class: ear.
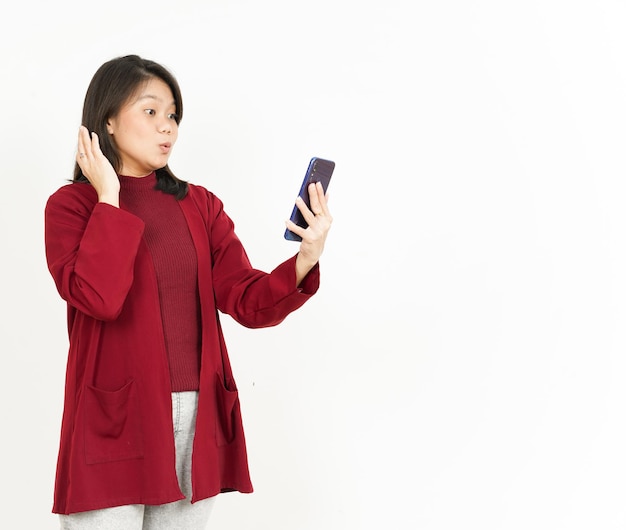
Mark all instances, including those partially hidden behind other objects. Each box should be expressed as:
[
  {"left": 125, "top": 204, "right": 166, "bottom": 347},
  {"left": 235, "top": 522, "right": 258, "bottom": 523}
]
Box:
[{"left": 106, "top": 119, "right": 114, "bottom": 135}]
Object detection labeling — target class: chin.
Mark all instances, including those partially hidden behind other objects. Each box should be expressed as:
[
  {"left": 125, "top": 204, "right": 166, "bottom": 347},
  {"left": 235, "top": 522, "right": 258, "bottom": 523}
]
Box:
[{"left": 155, "top": 157, "right": 171, "bottom": 169}]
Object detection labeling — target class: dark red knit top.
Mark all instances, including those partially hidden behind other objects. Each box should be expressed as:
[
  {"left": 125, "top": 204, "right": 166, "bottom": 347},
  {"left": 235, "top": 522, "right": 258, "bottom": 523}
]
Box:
[{"left": 119, "top": 172, "right": 200, "bottom": 391}]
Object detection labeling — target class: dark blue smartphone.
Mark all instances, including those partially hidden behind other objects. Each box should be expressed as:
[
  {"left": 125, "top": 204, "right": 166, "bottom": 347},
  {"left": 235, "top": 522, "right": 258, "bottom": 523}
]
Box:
[{"left": 284, "top": 157, "right": 335, "bottom": 241}]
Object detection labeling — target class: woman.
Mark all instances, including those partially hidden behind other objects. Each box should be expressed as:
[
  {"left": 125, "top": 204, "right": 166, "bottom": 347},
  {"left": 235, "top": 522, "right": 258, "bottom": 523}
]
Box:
[{"left": 44, "top": 54, "right": 332, "bottom": 529}]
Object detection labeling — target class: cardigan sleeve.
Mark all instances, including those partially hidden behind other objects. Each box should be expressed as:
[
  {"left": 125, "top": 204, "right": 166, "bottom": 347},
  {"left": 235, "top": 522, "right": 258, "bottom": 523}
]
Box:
[
  {"left": 203, "top": 190, "right": 320, "bottom": 328},
  {"left": 45, "top": 186, "right": 145, "bottom": 321}
]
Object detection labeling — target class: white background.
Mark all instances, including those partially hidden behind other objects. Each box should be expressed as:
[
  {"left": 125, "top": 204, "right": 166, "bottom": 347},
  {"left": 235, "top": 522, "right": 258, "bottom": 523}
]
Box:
[{"left": 2, "top": 1, "right": 626, "bottom": 528}]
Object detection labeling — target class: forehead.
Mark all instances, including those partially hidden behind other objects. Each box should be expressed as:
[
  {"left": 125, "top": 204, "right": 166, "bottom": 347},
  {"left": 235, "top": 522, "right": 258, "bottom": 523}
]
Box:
[{"left": 130, "top": 78, "right": 175, "bottom": 106}]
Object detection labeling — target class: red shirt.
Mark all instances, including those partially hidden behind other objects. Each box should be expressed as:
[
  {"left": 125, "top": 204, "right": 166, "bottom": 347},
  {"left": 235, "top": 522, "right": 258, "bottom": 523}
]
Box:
[
  {"left": 45, "top": 178, "right": 320, "bottom": 514},
  {"left": 119, "top": 173, "right": 201, "bottom": 391}
]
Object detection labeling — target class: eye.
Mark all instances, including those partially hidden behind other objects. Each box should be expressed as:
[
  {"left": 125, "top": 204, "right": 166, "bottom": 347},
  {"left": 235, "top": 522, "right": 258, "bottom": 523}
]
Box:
[
  {"left": 168, "top": 113, "right": 179, "bottom": 122},
  {"left": 144, "top": 109, "right": 156, "bottom": 116}
]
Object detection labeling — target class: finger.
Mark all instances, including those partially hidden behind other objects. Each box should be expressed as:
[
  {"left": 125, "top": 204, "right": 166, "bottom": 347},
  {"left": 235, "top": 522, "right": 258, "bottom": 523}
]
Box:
[
  {"left": 307, "top": 183, "right": 324, "bottom": 216},
  {"left": 90, "top": 131, "right": 102, "bottom": 155},
  {"left": 79, "top": 126, "right": 96, "bottom": 162},
  {"left": 285, "top": 219, "right": 306, "bottom": 239},
  {"left": 295, "top": 195, "right": 316, "bottom": 225},
  {"left": 77, "top": 126, "right": 88, "bottom": 162},
  {"left": 310, "top": 182, "right": 331, "bottom": 218},
  {"left": 316, "top": 185, "right": 333, "bottom": 219}
]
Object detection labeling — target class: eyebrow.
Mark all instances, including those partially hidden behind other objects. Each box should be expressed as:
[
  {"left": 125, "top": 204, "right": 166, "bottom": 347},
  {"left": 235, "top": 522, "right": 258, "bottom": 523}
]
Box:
[{"left": 134, "top": 94, "right": 176, "bottom": 106}]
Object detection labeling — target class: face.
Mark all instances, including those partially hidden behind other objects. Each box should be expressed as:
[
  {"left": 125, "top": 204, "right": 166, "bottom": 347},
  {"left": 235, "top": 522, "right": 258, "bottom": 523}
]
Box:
[{"left": 107, "top": 77, "right": 179, "bottom": 177}]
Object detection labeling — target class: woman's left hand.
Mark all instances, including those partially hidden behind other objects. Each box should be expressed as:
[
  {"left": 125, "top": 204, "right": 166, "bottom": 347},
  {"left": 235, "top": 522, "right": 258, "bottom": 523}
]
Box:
[{"left": 286, "top": 182, "right": 333, "bottom": 286}]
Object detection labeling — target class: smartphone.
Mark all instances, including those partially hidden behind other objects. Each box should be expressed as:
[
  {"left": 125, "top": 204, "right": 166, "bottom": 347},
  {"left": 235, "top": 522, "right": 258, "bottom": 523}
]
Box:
[{"left": 284, "top": 157, "right": 335, "bottom": 241}]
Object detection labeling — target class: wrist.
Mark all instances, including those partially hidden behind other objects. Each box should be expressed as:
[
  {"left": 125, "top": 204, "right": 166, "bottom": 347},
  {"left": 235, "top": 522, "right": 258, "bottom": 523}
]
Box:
[
  {"left": 98, "top": 191, "right": 120, "bottom": 208},
  {"left": 295, "top": 253, "right": 317, "bottom": 286}
]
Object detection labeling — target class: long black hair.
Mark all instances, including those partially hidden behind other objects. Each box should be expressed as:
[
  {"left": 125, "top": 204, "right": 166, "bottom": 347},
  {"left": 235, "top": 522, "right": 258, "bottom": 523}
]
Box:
[{"left": 73, "top": 55, "right": 188, "bottom": 199}]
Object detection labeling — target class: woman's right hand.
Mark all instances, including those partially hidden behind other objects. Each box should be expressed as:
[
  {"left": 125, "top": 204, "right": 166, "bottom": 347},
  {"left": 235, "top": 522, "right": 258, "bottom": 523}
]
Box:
[{"left": 76, "top": 125, "right": 120, "bottom": 207}]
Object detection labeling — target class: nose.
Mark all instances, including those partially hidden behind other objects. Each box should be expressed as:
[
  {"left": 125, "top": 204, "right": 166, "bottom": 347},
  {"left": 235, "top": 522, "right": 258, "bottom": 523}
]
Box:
[{"left": 159, "top": 117, "right": 172, "bottom": 134}]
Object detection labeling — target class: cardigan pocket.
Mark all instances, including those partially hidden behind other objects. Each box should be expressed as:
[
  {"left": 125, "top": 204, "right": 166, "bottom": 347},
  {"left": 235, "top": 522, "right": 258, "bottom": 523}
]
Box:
[
  {"left": 83, "top": 379, "right": 144, "bottom": 464},
  {"left": 215, "top": 376, "right": 242, "bottom": 446}
]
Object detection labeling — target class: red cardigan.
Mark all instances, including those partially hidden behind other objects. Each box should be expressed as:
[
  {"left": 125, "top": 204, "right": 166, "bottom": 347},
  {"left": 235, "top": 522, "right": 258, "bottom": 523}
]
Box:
[{"left": 44, "top": 179, "right": 320, "bottom": 515}]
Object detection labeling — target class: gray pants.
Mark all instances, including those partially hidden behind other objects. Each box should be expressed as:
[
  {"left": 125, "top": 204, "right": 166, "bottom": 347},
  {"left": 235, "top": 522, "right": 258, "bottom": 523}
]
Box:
[{"left": 59, "top": 392, "right": 216, "bottom": 530}]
